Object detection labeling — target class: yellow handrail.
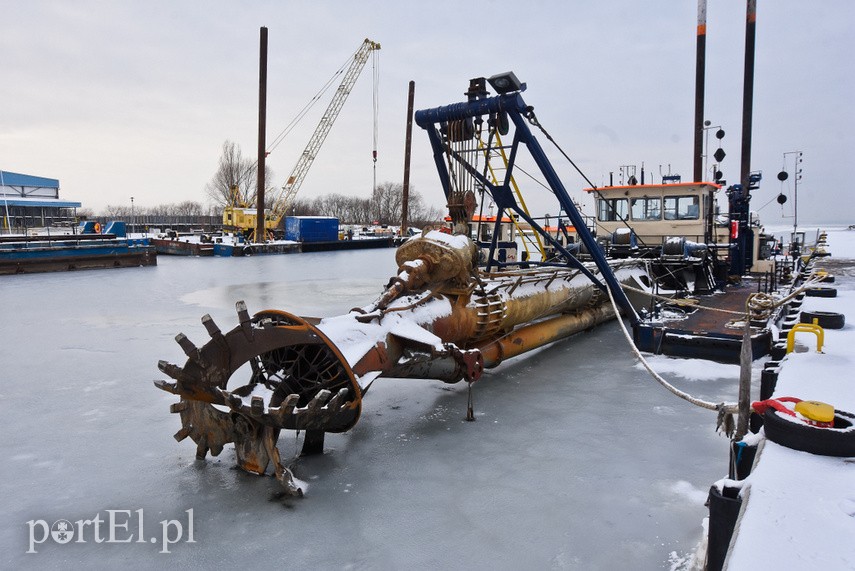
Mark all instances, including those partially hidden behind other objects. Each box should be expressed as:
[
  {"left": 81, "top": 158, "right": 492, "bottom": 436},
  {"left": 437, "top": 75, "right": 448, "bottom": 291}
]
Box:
[{"left": 786, "top": 322, "right": 824, "bottom": 354}]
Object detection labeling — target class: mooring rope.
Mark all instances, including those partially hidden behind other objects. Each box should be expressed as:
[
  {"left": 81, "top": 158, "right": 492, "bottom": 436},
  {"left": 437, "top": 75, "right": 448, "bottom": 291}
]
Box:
[
  {"left": 604, "top": 264, "right": 827, "bottom": 434},
  {"left": 605, "top": 282, "right": 738, "bottom": 414},
  {"left": 621, "top": 271, "right": 827, "bottom": 319}
]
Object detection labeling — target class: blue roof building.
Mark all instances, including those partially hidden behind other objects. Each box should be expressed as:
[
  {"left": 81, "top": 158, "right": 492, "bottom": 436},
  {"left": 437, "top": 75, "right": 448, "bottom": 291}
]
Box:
[{"left": 1, "top": 170, "right": 82, "bottom": 231}]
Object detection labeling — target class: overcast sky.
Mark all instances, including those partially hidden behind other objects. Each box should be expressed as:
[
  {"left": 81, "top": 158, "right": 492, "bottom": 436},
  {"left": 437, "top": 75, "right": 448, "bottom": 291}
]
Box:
[{"left": 2, "top": 1, "right": 852, "bottom": 224}]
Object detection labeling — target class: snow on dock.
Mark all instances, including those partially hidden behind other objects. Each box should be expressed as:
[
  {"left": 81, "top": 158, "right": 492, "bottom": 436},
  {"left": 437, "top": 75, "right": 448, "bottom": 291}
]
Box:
[{"left": 721, "top": 228, "right": 855, "bottom": 570}]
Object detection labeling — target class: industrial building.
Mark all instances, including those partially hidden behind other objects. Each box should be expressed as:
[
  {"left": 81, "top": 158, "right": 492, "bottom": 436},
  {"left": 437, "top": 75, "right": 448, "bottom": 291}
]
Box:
[{"left": 0, "top": 170, "right": 81, "bottom": 232}]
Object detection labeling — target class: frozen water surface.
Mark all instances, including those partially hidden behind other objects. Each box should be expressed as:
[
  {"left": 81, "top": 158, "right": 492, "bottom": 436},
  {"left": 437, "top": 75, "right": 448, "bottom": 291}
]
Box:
[{"left": 0, "top": 248, "right": 737, "bottom": 569}]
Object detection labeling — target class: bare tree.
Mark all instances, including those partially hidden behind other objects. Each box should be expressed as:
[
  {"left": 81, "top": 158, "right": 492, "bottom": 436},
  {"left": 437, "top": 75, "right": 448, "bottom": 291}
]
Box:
[
  {"left": 317, "top": 193, "right": 350, "bottom": 222},
  {"left": 148, "top": 204, "right": 171, "bottom": 216},
  {"left": 289, "top": 198, "right": 320, "bottom": 217},
  {"left": 103, "top": 204, "right": 131, "bottom": 218},
  {"left": 409, "top": 203, "right": 444, "bottom": 228},
  {"left": 267, "top": 182, "right": 444, "bottom": 227},
  {"left": 173, "top": 201, "right": 204, "bottom": 216},
  {"left": 370, "top": 182, "right": 404, "bottom": 225},
  {"left": 367, "top": 182, "right": 443, "bottom": 227},
  {"left": 205, "top": 140, "right": 275, "bottom": 207}
]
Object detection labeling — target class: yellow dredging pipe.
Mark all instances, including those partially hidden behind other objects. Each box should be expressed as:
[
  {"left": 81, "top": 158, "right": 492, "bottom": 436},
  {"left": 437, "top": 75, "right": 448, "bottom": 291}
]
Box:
[
  {"left": 474, "top": 303, "right": 617, "bottom": 367},
  {"left": 315, "top": 231, "right": 649, "bottom": 383}
]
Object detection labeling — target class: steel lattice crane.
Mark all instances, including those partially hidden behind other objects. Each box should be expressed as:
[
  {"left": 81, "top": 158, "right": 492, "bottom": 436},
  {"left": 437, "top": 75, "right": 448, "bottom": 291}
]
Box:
[
  {"left": 276, "top": 39, "right": 380, "bottom": 216},
  {"left": 223, "top": 38, "right": 380, "bottom": 238}
]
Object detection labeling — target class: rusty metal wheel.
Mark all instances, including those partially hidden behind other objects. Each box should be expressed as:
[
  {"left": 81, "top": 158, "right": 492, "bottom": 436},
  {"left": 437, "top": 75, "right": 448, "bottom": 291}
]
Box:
[{"left": 155, "top": 302, "right": 364, "bottom": 484}]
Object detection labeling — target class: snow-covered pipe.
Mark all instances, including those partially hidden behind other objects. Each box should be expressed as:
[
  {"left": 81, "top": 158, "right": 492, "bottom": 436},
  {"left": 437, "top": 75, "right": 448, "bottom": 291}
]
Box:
[{"left": 317, "top": 232, "right": 649, "bottom": 382}]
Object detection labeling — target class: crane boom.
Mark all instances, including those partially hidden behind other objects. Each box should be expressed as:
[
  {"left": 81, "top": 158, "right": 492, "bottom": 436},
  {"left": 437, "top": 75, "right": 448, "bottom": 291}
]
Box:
[{"left": 274, "top": 38, "right": 380, "bottom": 216}]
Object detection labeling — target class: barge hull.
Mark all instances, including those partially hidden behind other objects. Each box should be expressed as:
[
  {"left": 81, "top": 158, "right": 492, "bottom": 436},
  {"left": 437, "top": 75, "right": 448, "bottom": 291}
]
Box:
[
  {"left": 632, "top": 278, "right": 772, "bottom": 363},
  {"left": 0, "top": 248, "right": 156, "bottom": 275},
  {"left": 151, "top": 238, "right": 214, "bottom": 256},
  {"left": 299, "top": 237, "right": 393, "bottom": 252}
]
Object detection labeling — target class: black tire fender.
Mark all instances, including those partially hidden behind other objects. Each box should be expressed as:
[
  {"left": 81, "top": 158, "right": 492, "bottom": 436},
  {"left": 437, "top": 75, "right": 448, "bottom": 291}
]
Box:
[
  {"left": 763, "top": 408, "right": 855, "bottom": 457},
  {"left": 805, "top": 287, "right": 837, "bottom": 298},
  {"left": 800, "top": 310, "right": 846, "bottom": 329}
]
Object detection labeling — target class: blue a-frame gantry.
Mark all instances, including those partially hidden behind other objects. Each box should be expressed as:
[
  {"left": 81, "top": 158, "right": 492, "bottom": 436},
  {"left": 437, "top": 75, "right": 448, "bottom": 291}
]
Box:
[{"left": 414, "top": 82, "right": 638, "bottom": 321}]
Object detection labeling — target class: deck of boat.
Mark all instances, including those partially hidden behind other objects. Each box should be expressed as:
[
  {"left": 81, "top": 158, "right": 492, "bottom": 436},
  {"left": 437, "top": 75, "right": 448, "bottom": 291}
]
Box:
[
  {"left": 679, "top": 278, "right": 759, "bottom": 333},
  {"left": 633, "top": 276, "right": 772, "bottom": 363}
]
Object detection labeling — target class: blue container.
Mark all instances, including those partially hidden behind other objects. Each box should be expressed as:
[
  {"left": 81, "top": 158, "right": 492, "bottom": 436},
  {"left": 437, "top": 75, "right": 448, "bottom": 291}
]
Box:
[
  {"left": 103, "top": 221, "right": 127, "bottom": 237},
  {"left": 284, "top": 216, "right": 339, "bottom": 243},
  {"left": 77, "top": 220, "right": 125, "bottom": 236}
]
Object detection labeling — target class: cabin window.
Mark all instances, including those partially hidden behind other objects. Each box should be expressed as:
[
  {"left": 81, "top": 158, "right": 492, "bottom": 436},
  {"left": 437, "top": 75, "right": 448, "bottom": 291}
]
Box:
[
  {"left": 664, "top": 195, "right": 700, "bottom": 220},
  {"left": 597, "top": 198, "right": 628, "bottom": 221},
  {"left": 630, "top": 197, "right": 661, "bottom": 221}
]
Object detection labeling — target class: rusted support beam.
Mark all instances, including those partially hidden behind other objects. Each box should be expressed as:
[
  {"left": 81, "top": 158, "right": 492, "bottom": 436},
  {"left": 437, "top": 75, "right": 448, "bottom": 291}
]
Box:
[
  {"left": 401, "top": 80, "right": 415, "bottom": 234},
  {"left": 740, "top": 1, "right": 757, "bottom": 189},
  {"left": 301, "top": 430, "right": 326, "bottom": 456},
  {"left": 693, "top": 0, "right": 707, "bottom": 181},
  {"left": 255, "top": 26, "right": 268, "bottom": 243}
]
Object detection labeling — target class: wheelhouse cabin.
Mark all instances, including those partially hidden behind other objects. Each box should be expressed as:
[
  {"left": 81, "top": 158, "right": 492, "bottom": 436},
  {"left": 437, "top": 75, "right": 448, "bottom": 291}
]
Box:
[
  {"left": 585, "top": 180, "right": 773, "bottom": 274},
  {"left": 585, "top": 181, "right": 722, "bottom": 245}
]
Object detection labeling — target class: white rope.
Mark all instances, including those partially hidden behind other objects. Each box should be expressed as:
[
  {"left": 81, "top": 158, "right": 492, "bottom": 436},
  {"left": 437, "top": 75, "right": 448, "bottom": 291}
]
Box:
[
  {"left": 621, "top": 271, "right": 827, "bottom": 318},
  {"left": 603, "top": 264, "right": 827, "bottom": 417},
  {"left": 605, "top": 282, "right": 738, "bottom": 414}
]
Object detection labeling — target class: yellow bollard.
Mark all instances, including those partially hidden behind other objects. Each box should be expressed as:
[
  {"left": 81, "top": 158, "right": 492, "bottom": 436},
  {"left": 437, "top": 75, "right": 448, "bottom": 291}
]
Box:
[{"left": 786, "top": 321, "right": 824, "bottom": 354}]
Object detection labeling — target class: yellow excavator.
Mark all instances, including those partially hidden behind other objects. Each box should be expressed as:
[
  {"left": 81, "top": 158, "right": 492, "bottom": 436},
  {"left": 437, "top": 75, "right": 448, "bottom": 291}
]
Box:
[{"left": 223, "top": 39, "right": 380, "bottom": 240}]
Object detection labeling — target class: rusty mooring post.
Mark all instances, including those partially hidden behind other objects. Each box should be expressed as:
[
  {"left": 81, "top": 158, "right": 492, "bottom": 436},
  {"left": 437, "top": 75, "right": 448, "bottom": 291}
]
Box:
[
  {"left": 255, "top": 26, "right": 268, "bottom": 243},
  {"left": 739, "top": 0, "right": 757, "bottom": 189},
  {"left": 735, "top": 316, "right": 752, "bottom": 440},
  {"left": 693, "top": 0, "right": 707, "bottom": 182},
  {"left": 401, "top": 80, "right": 415, "bottom": 235}
]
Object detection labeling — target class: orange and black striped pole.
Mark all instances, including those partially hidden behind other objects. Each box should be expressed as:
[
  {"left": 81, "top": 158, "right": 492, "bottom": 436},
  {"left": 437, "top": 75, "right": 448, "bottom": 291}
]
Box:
[
  {"left": 740, "top": 0, "right": 757, "bottom": 190},
  {"left": 693, "top": 0, "right": 707, "bottom": 182}
]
